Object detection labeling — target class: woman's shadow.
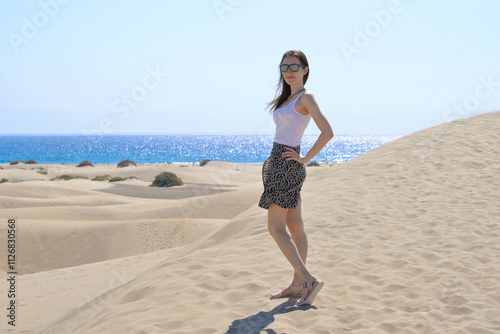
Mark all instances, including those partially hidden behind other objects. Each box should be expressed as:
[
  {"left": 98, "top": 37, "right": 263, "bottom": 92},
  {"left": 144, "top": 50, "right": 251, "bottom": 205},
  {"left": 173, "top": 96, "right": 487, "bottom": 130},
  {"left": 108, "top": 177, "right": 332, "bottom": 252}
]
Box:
[{"left": 225, "top": 299, "right": 317, "bottom": 333}]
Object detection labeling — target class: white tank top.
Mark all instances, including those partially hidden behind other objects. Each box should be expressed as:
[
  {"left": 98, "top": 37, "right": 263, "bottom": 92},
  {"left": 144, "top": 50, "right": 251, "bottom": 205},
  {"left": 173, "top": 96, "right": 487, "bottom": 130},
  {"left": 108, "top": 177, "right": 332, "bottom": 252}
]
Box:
[{"left": 273, "top": 90, "right": 311, "bottom": 147}]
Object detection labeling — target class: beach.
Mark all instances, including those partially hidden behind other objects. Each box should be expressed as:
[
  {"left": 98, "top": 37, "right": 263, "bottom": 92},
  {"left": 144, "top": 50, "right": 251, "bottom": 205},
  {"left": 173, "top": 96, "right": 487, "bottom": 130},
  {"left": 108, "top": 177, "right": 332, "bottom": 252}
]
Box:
[{"left": 1, "top": 111, "right": 499, "bottom": 333}]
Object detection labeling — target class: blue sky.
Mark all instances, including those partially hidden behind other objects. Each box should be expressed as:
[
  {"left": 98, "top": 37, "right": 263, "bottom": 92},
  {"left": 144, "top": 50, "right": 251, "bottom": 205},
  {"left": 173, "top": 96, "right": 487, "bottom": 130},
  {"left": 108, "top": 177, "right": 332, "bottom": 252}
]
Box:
[{"left": 1, "top": 0, "right": 499, "bottom": 135}]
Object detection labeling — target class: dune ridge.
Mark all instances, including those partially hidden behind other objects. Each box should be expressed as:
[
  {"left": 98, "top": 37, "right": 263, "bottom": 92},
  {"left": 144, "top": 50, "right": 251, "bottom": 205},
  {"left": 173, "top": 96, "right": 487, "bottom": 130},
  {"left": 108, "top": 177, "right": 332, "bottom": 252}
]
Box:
[{"left": 1, "top": 112, "right": 499, "bottom": 333}]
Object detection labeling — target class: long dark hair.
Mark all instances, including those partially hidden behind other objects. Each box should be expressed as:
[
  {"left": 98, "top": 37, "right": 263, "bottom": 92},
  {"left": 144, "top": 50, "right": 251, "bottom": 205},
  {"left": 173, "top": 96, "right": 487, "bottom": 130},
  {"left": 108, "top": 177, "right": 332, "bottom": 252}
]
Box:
[{"left": 267, "top": 50, "right": 309, "bottom": 113}]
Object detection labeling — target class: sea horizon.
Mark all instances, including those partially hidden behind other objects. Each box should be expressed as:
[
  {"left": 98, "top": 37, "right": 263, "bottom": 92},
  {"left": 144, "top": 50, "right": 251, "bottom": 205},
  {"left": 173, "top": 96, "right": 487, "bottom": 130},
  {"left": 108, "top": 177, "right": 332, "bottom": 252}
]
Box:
[{"left": 0, "top": 134, "right": 404, "bottom": 165}]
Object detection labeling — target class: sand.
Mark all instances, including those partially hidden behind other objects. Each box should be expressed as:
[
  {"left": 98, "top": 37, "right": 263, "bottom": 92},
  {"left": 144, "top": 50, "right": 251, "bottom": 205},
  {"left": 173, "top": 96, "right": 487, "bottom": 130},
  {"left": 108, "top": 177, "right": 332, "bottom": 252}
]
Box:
[{"left": 1, "top": 111, "right": 499, "bottom": 333}]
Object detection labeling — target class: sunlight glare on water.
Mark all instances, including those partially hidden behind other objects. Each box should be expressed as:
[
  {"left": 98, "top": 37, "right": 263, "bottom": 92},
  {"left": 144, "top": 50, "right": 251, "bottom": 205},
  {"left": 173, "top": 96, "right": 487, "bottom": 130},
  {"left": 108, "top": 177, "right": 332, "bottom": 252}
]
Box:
[{"left": 0, "top": 134, "right": 403, "bottom": 164}]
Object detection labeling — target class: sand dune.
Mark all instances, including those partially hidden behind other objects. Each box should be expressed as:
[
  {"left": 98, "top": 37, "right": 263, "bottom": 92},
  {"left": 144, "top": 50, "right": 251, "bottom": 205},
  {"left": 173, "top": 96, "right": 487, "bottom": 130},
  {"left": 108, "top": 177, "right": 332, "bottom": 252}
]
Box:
[{"left": 1, "top": 112, "right": 499, "bottom": 333}]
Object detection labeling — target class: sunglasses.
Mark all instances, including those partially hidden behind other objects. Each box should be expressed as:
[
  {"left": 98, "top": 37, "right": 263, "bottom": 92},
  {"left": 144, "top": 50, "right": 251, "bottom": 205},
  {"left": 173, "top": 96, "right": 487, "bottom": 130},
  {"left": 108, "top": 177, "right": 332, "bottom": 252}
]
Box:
[{"left": 280, "top": 64, "right": 306, "bottom": 73}]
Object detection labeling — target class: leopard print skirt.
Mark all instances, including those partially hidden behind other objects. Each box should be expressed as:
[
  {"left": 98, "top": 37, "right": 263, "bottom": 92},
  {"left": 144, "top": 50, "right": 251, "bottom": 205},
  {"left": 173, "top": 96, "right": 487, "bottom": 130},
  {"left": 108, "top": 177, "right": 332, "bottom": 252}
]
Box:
[{"left": 258, "top": 141, "right": 306, "bottom": 210}]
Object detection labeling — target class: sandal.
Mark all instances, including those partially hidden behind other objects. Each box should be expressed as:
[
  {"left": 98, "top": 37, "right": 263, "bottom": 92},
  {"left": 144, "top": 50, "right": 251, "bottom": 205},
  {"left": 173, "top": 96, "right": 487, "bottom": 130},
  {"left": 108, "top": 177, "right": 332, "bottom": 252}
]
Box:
[
  {"left": 296, "top": 274, "right": 323, "bottom": 306},
  {"left": 270, "top": 282, "right": 303, "bottom": 299}
]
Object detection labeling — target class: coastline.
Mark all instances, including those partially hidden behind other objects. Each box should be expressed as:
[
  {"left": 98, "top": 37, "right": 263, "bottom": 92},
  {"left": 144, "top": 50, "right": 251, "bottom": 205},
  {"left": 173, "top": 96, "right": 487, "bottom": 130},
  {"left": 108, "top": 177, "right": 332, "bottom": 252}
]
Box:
[{"left": 0, "top": 133, "right": 402, "bottom": 165}]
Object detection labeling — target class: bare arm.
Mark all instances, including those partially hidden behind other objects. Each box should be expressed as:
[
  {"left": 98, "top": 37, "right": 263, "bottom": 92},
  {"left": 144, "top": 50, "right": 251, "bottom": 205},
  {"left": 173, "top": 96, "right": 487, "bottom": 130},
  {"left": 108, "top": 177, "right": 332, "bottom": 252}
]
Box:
[
  {"left": 284, "top": 93, "right": 334, "bottom": 164},
  {"left": 302, "top": 93, "right": 334, "bottom": 163}
]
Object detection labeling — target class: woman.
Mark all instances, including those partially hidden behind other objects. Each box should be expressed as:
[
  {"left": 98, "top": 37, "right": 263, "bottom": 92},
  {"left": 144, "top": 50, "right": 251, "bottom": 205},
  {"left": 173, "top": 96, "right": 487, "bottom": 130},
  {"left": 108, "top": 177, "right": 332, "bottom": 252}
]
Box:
[{"left": 258, "top": 50, "right": 334, "bottom": 306}]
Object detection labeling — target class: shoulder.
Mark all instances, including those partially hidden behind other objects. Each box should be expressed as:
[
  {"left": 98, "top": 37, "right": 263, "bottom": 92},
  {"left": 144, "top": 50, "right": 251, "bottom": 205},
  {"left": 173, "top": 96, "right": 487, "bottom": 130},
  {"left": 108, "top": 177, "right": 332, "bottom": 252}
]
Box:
[
  {"left": 296, "top": 90, "right": 323, "bottom": 116},
  {"left": 304, "top": 90, "right": 314, "bottom": 96},
  {"left": 295, "top": 91, "right": 316, "bottom": 115},
  {"left": 302, "top": 91, "right": 315, "bottom": 100},
  {"left": 299, "top": 91, "right": 318, "bottom": 107}
]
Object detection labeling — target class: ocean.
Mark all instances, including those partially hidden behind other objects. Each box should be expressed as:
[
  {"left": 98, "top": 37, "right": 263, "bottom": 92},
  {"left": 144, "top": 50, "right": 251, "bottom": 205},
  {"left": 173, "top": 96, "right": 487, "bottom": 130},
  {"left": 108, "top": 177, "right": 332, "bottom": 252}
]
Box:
[{"left": 0, "top": 134, "right": 403, "bottom": 165}]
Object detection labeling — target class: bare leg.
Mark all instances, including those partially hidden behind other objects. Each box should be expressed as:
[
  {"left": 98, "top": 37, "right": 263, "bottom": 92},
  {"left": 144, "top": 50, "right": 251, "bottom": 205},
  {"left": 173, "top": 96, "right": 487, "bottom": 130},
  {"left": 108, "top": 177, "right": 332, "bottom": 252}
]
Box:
[
  {"left": 268, "top": 202, "right": 310, "bottom": 282},
  {"left": 286, "top": 199, "right": 308, "bottom": 285}
]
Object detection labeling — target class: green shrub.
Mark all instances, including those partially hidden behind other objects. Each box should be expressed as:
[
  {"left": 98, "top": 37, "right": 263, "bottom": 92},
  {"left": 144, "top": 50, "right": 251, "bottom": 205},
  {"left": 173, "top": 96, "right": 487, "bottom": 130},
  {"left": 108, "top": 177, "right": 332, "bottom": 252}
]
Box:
[
  {"left": 109, "top": 176, "right": 138, "bottom": 182},
  {"left": 55, "top": 175, "right": 89, "bottom": 180},
  {"left": 25, "top": 160, "right": 38, "bottom": 164},
  {"left": 307, "top": 161, "right": 320, "bottom": 167},
  {"left": 37, "top": 170, "right": 48, "bottom": 175},
  {"left": 150, "top": 171, "right": 183, "bottom": 187},
  {"left": 117, "top": 159, "right": 137, "bottom": 168},
  {"left": 10, "top": 161, "right": 23, "bottom": 165},
  {"left": 92, "top": 175, "right": 111, "bottom": 181},
  {"left": 77, "top": 160, "right": 94, "bottom": 167},
  {"left": 200, "top": 159, "right": 211, "bottom": 166},
  {"left": 0, "top": 178, "right": 8, "bottom": 184}
]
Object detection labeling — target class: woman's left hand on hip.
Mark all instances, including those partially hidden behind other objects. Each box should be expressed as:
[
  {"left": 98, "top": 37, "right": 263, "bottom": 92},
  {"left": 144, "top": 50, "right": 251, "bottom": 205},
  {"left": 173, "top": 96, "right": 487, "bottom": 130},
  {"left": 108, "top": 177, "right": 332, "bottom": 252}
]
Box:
[{"left": 283, "top": 148, "right": 308, "bottom": 164}]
